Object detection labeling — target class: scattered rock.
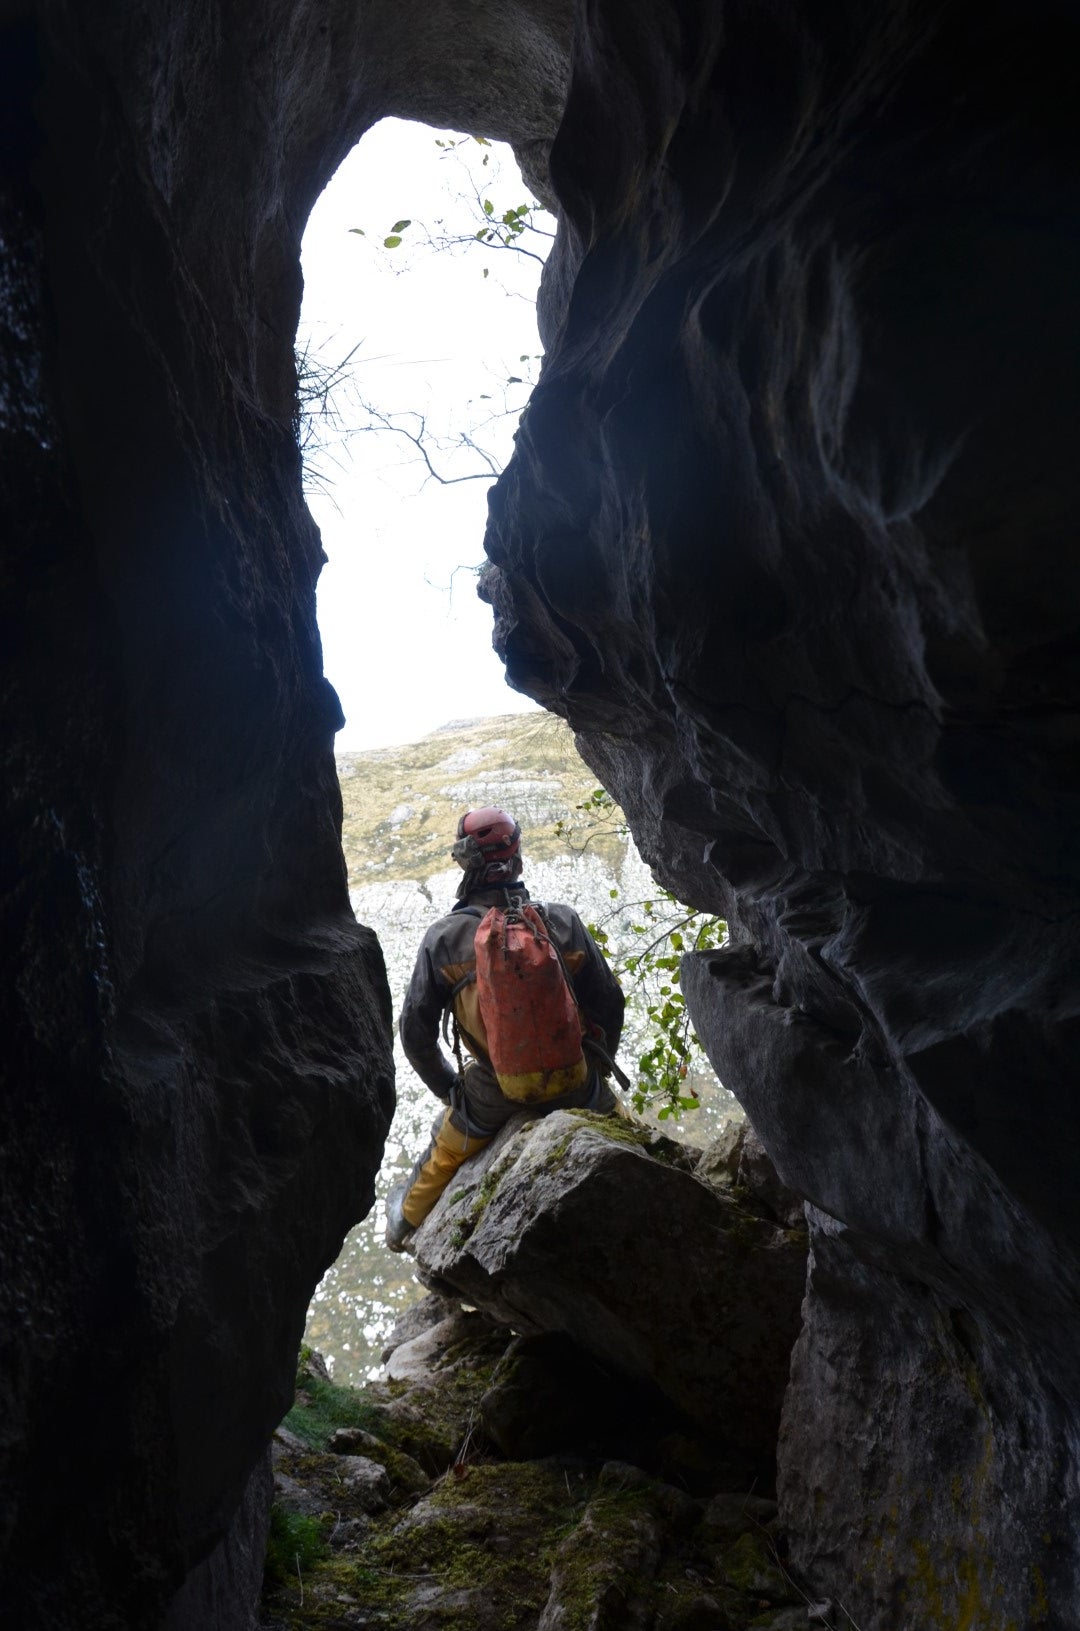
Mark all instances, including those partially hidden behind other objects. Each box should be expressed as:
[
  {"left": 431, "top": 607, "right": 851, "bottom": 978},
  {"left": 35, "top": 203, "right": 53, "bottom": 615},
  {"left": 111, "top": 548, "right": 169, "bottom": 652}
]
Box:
[
  {"left": 326, "top": 1426, "right": 382, "bottom": 1455},
  {"left": 384, "top": 1309, "right": 490, "bottom": 1383},
  {"left": 271, "top": 1425, "right": 309, "bottom": 1458},
  {"left": 271, "top": 1471, "right": 327, "bottom": 1521},
  {"left": 264, "top": 1347, "right": 830, "bottom": 1631},
  {"left": 380, "top": 1292, "right": 461, "bottom": 1363},
  {"left": 718, "top": 1531, "right": 799, "bottom": 1603},
  {"left": 538, "top": 1489, "right": 664, "bottom": 1630},
  {"left": 596, "top": 1462, "right": 699, "bottom": 1529},
  {"left": 296, "top": 1347, "right": 333, "bottom": 1387},
  {"left": 327, "top": 1516, "right": 369, "bottom": 1552},
  {"left": 337, "top": 1457, "right": 390, "bottom": 1512}
]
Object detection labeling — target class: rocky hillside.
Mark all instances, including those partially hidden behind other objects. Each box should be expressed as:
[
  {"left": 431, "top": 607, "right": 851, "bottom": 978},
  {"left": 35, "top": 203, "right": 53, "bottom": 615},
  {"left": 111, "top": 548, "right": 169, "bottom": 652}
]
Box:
[{"left": 337, "top": 712, "right": 626, "bottom": 887}]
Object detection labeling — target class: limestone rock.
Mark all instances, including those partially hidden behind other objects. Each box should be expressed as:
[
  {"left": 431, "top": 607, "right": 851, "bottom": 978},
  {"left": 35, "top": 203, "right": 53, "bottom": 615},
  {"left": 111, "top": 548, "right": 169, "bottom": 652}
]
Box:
[
  {"left": 380, "top": 1292, "right": 461, "bottom": 1363},
  {"left": 414, "top": 1111, "right": 807, "bottom": 1469},
  {"left": 326, "top": 1426, "right": 381, "bottom": 1455},
  {"left": 697, "top": 1120, "right": 805, "bottom": 1230},
  {"left": 337, "top": 1456, "right": 391, "bottom": 1512},
  {"left": 384, "top": 1308, "right": 493, "bottom": 1384},
  {"left": 538, "top": 1496, "right": 663, "bottom": 1631},
  {"left": 480, "top": 3, "right": 1080, "bottom": 1622},
  {"left": 1, "top": 1, "right": 573, "bottom": 1620}
]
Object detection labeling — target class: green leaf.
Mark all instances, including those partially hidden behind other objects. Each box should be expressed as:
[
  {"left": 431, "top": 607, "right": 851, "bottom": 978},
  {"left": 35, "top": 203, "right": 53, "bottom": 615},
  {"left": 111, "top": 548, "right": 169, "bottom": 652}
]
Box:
[
  {"left": 390, "top": 219, "right": 412, "bottom": 233},
  {"left": 348, "top": 227, "right": 366, "bottom": 236},
  {"left": 383, "top": 235, "right": 402, "bottom": 248},
  {"left": 609, "top": 888, "right": 619, "bottom": 899},
  {"left": 483, "top": 198, "right": 494, "bottom": 216},
  {"left": 473, "top": 135, "right": 491, "bottom": 146}
]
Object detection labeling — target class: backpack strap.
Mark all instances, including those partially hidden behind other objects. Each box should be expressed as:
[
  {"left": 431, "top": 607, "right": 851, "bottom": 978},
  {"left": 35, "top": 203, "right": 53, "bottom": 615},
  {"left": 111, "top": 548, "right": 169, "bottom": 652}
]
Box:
[{"left": 531, "top": 905, "right": 632, "bottom": 1092}]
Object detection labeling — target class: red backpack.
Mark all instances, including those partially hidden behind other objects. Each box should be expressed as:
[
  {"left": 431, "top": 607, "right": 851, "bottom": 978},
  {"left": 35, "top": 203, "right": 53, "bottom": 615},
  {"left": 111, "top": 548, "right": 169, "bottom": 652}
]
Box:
[{"left": 470, "top": 902, "right": 589, "bottom": 1103}]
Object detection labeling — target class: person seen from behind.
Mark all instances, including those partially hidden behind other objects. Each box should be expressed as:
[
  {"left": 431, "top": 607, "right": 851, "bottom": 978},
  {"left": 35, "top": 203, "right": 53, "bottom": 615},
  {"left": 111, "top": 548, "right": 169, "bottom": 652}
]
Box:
[{"left": 385, "top": 806, "right": 625, "bottom": 1252}]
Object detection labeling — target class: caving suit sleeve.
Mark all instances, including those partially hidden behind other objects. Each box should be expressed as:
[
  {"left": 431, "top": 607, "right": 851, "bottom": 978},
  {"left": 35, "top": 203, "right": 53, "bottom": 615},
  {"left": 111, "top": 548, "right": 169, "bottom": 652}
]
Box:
[
  {"left": 564, "top": 907, "right": 626, "bottom": 1057},
  {"left": 399, "top": 935, "right": 458, "bottom": 1101}
]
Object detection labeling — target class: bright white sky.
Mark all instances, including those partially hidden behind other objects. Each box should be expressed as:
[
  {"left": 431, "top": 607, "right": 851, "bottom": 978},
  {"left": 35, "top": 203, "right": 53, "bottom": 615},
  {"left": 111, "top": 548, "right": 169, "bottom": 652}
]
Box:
[{"left": 299, "top": 119, "right": 550, "bottom": 750}]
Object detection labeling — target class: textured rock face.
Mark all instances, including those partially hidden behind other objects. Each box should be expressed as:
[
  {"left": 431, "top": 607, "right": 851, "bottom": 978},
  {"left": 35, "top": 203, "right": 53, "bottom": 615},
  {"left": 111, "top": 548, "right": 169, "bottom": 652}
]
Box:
[
  {"left": 8, "top": 0, "right": 1080, "bottom": 1625},
  {"left": 413, "top": 1111, "right": 807, "bottom": 1476},
  {"left": 481, "top": 2, "right": 1080, "bottom": 1625},
  {"left": 2, "top": 3, "right": 573, "bottom": 1626}
]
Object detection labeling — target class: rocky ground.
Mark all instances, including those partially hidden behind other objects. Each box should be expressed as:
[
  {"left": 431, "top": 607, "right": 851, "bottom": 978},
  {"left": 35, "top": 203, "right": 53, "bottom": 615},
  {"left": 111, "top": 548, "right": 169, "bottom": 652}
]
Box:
[{"left": 262, "top": 1114, "right": 837, "bottom": 1631}]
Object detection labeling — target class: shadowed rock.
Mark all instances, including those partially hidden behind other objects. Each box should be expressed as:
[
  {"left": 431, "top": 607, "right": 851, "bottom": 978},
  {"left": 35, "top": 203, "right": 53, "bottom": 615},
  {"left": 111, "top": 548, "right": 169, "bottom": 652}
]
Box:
[
  {"left": 413, "top": 1111, "right": 807, "bottom": 1473},
  {"left": 480, "top": 3, "right": 1080, "bottom": 1622},
  {"left": 1, "top": 1, "right": 572, "bottom": 1623}
]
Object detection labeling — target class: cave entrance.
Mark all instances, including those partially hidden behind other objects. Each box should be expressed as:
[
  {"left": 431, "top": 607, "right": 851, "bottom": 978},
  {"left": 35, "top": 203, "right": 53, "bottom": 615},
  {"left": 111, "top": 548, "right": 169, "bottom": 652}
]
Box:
[
  {"left": 297, "top": 118, "right": 551, "bottom": 1382},
  {"left": 298, "top": 116, "right": 549, "bottom": 755}
]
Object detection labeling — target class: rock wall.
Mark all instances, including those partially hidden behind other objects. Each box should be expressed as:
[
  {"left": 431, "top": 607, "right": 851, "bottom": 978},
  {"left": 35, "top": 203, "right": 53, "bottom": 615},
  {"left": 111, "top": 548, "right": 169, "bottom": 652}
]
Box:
[
  {"left": 482, "top": 2, "right": 1080, "bottom": 1626},
  {"left": 7, "top": 0, "right": 1080, "bottom": 1625},
  {"left": 1, "top": 2, "right": 572, "bottom": 1626}
]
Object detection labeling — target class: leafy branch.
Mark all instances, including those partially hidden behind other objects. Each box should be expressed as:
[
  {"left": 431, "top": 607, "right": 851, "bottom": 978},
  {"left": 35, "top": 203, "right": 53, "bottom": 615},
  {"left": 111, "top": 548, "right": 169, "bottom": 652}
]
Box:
[
  {"left": 560, "top": 788, "right": 727, "bottom": 1121},
  {"left": 349, "top": 134, "right": 556, "bottom": 282}
]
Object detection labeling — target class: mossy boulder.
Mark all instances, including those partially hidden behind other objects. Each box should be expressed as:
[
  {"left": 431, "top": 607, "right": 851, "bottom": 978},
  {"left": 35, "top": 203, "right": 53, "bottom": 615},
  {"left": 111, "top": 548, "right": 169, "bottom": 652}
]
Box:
[{"left": 414, "top": 1110, "right": 807, "bottom": 1472}]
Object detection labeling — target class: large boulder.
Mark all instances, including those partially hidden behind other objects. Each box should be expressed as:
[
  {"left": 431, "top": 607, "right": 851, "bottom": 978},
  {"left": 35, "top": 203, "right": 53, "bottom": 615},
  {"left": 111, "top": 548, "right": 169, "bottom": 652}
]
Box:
[{"left": 413, "top": 1111, "right": 807, "bottom": 1474}]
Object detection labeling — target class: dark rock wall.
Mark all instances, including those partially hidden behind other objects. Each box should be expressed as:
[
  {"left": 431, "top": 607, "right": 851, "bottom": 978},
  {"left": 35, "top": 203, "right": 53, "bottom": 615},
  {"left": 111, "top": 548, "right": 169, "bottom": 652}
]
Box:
[
  {"left": 1, "top": 2, "right": 570, "bottom": 1626},
  {"left": 7, "top": 0, "right": 1079, "bottom": 1624},
  {"left": 483, "top": 2, "right": 1080, "bottom": 1625}
]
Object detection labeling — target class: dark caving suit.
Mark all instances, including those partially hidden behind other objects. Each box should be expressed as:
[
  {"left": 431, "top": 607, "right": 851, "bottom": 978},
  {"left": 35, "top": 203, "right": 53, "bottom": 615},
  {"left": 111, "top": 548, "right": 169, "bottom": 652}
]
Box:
[{"left": 397, "top": 880, "right": 625, "bottom": 1230}]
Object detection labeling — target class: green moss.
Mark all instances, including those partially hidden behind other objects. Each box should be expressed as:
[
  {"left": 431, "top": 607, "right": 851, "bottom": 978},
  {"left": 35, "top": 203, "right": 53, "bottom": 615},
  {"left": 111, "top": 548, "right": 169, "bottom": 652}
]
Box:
[
  {"left": 720, "top": 1531, "right": 793, "bottom": 1601},
  {"left": 350, "top": 1461, "right": 586, "bottom": 1630},
  {"left": 565, "top": 1108, "right": 689, "bottom": 1167},
  {"left": 285, "top": 1367, "right": 384, "bottom": 1449},
  {"left": 450, "top": 1152, "right": 517, "bottom": 1246},
  {"left": 264, "top": 1505, "right": 328, "bottom": 1586}
]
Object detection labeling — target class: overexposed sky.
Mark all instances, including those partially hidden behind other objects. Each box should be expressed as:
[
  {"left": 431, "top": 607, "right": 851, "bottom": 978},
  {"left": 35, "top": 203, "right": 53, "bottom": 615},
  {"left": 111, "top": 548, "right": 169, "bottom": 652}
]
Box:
[{"left": 299, "top": 119, "right": 549, "bottom": 751}]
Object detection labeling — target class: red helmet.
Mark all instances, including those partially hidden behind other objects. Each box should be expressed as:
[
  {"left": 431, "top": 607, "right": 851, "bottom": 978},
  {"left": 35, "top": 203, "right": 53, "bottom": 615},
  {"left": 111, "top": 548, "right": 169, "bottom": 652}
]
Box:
[
  {"left": 451, "top": 807, "right": 521, "bottom": 870},
  {"left": 455, "top": 807, "right": 520, "bottom": 857}
]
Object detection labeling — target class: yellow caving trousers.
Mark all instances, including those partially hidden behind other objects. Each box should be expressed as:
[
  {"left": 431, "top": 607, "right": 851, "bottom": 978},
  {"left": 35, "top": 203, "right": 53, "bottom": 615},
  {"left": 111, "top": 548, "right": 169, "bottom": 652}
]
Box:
[{"left": 401, "top": 1109, "right": 492, "bottom": 1228}]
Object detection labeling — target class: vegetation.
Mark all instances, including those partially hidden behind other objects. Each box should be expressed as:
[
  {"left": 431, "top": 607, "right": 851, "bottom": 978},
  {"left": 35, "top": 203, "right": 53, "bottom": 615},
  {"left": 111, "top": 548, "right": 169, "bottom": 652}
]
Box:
[
  {"left": 556, "top": 786, "right": 728, "bottom": 1121},
  {"left": 349, "top": 134, "right": 556, "bottom": 274},
  {"left": 264, "top": 1506, "right": 328, "bottom": 1588},
  {"left": 295, "top": 131, "right": 551, "bottom": 494}
]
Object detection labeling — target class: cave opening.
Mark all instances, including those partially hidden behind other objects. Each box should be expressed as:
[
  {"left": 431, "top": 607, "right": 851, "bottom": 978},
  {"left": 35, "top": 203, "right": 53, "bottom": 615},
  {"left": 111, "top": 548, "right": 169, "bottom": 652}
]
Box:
[
  {"left": 297, "top": 117, "right": 547, "bottom": 755},
  {"left": 295, "top": 117, "right": 551, "bottom": 1381}
]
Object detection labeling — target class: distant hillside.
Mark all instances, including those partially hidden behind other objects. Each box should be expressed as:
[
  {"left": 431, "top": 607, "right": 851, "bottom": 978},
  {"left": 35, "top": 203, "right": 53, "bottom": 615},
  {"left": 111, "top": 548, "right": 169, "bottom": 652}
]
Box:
[{"left": 337, "top": 711, "right": 626, "bottom": 888}]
